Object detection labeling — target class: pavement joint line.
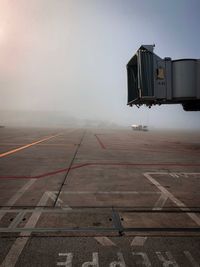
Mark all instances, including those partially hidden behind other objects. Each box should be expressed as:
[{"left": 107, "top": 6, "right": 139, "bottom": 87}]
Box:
[
  {"left": 59, "top": 191, "right": 161, "bottom": 194},
  {"left": 0, "top": 227, "right": 200, "bottom": 234},
  {"left": 0, "top": 132, "right": 62, "bottom": 158},
  {"left": 46, "top": 191, "right": 72, "bottom": 210},
  {"left": 0, "top": 192, "right": 49, "bottom": 267},
  {"left": 54, "top": 130, "right": 86, "bottom": 206},
  {"left": 143, "top": 172, "right": 200, "bottom": 226},
  {"left": 0, "top": 207, "right": 200, "bottom": 213},
  {"left": 112, "top": 208, "right": 124, "bottom": 236}
]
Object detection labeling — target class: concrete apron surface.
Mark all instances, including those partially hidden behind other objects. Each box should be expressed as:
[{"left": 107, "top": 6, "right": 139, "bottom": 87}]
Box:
[{"left": 0, "top": 127, "right": 200, "bottom": 266}]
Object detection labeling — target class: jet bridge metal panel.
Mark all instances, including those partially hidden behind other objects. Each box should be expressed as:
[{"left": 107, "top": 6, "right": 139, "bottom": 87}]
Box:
[
  {"left": 127, "top": 46, "right": 154, "bottom": 105},
  {"left": 127, "top": 45, "right": 200, "bottom": 111}
]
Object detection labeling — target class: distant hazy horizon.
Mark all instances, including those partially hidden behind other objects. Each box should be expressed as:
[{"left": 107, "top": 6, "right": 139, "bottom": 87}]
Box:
[{"left": 0, "top": 108, "right": 199, "bottom": 130}]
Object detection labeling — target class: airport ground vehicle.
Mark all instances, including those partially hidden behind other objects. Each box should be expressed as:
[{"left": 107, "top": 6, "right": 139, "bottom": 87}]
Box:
[
  {"left": 131, "top": 124, "right": 148, "bottom": 131},
  {"left": 127, "top": 45, "right": 200, "bottom": 111}
]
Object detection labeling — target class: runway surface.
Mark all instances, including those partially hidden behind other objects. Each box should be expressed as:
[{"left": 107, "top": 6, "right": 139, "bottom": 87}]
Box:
[{"left": 0, "top": 127, "right": 200, "bottom": 266}]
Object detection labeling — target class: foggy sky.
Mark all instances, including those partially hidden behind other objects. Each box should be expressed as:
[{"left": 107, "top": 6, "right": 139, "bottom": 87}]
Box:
[{"left": 0, "top": 0, "right": 200, "bottom": 129}]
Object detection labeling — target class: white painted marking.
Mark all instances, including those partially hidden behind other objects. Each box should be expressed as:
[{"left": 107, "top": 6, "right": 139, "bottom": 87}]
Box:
[
  {"left": 131, "top": 192, "right": 168, "bottom": 247},
  {"left": 94, "top": 237, "right": 116, "bottom": 246},
  {"left": 170, "top": 173, "right": 179, "bottom": 178},
  {"left": 1, "top": 192, "right": 49, "bottom": 267},
  {"left": 184, "top": 251, "right": 200, "bottom": 267},
  {"left": 131, "top": 236, "right": 148, "bottom": 247},
  {"left": 0, "top": 179, "right": 36, "bottom": 221},
  {"left": 8, "top": 211, "right": 26, "bottom": 229},
  {"left": 132, "top": 252, "right": 151, "bottom": 266},
  {"left": 156, "top": 251, "right": 179, "bottom": 266},
  {"left": 82, "top": 252, "right": 99, "bottom": 267},
  {"left": 144, "top": 173, "right": 200, "bottom": 226},
  {"left": 46, "top": 191, "right": 72, "bottom": 210},
  {"left": 153, "top": 193, "right": 168, "bottom": 211},
  {"left": 57, "top": 253, "right": 73, "bottom": 267},
  {"left": 109, "top": 252, "right": 126, "bottom": 267},
  {"left": 0, "top": 237, "right": 29, "bottom": 267}
]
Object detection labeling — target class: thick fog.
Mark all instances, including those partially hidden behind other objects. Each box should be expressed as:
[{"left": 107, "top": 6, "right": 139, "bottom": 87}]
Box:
[{"left": 0, "top": 0, "right": 200, "bottom": 129}]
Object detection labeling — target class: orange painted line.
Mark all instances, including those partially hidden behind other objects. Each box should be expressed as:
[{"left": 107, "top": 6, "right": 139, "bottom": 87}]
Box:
[
  {"left": 0, "top": 133, "right": 62, "bottom": 158},
  {"left": 0, "top": 143, "right": 76, "bottom": 147}
]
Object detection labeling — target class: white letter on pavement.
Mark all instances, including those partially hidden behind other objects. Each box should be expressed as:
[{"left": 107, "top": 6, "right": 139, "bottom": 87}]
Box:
[
  {"left": 82, "top": 252, "right": 99, "bottom": 267},
  {"left": 132, "top": 252, "right": 151, "bottom": 266},
  {"left": 109, "top": 252, "right": 126, "bottom": 267},
  {"left": 156, "top": 252, "right": 179, "bottom": 267},
  {"left": 184, "top": 251, "right": 199, "bottom": 267},
  {"left": 57, "top": 253, "right": 73, "bottom": 267}
]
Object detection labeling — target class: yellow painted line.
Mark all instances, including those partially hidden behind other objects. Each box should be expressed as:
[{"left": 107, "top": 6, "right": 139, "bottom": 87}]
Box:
[
  {"left": 0, "top": 133, "right": 62, "bottom": 158},
  {"left": 0, "top": 143, "right": 75, "bottom": 146}
]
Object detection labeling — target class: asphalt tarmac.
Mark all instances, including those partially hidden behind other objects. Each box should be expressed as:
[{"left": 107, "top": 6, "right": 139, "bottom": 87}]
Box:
[{"left": 0, "top": 127, "right": 200, "bottom": 266}]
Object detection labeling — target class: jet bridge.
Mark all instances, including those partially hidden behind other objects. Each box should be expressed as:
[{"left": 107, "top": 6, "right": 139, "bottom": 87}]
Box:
[{"left": 127, "top": 45, "right": 200, "bottom": 111}]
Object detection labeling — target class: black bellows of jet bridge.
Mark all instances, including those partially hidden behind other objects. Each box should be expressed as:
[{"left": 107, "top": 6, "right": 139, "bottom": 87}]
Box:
[{"left": 127, "top": 45, "right": 200, "bottom": 111}]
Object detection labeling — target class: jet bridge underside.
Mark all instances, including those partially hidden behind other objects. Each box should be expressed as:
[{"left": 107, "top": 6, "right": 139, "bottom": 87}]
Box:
[{"left": 127, "top": 45, "right": 200, "bottom": 111}]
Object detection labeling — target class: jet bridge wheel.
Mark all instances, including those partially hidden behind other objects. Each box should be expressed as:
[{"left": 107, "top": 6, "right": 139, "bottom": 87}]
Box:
[{"left": 182, "top": 101, "right": 200, "bottom": 111}]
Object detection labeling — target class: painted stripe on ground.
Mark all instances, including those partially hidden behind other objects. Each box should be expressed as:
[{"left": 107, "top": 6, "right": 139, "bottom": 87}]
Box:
[
  {"left": 153, "top": 193, "right": 168, "bottom": 211},
  {"left": 1, "top": 192, "right": 49, "bottom": 267},
  {"left": 94, "top": 134, "right": 106, "bottom": 149},
  {"left": 131, "top": 236, "right": 148, "bottom": 247},
  {"left": 8, "top": 211, "right": 26, "bottom": 229},
  {"left": 144, "top": 172, "right": 200, "bottom": 226},
  {"left": 131, "top": 191, "right": 168, "bottom": 247},
  {"left": 46, "top": 191, "right": 72, "bottom": 210},
  {"left": 0, "top": 179, "right": 36, "bottom": 221},
  {"left": 94, "top": 237, "right": 116, "bottom": 246},
  {"left": 0, "top": 133, "right": 62, "bottom": 158}
]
